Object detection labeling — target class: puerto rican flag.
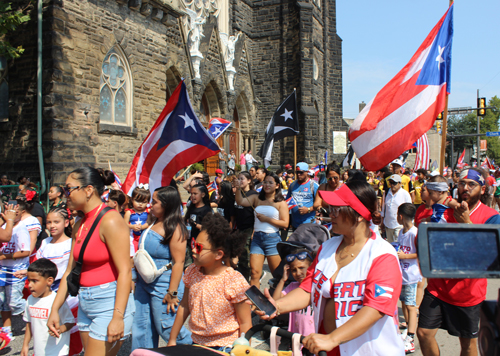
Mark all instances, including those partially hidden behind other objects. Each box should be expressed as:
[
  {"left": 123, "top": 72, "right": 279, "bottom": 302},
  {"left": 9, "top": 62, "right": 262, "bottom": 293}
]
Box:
[
  {"left": 482, "top": 157, "right": 494, "bottom": 170},
  {"left": 207, "top": 181, "right": 217, "bottom": 194},
  {"left": 208, "top": 117, "right": 232, "bottom": 140},
  {"left": 122, "top": 81, "right": 220, "bottom": 195},
  {"left": 374, "top": 284, "right": 394, "bottom": 299},
  {"left": 286, "top": 196, "right": 298, "bottom": 210},
  {"left": 456, "top": 148, "right": 466, "bottom": 169},
  {"left": 108, "top": 163, "right": 122, "bottom": 189},
  {"left": 349, "top": 4, "right": 453, "bottom": 171}
]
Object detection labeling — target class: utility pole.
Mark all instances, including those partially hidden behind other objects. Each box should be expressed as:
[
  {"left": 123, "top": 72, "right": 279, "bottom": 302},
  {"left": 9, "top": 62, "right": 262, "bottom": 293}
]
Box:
[{"left": 477, "top": 89, "right": 481, "bottom": 163}]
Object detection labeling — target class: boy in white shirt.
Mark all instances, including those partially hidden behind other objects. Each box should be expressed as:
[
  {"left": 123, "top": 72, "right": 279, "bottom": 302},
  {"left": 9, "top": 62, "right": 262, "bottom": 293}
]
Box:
[
  {"left": 0, "top": 210, "right": 31, "bottom": 343},
  {"left": 397, "top": 203, "right": 422, "bottom": 354},
  {"left": 21, "top": 258, "right": 74, "bottom": 356}
]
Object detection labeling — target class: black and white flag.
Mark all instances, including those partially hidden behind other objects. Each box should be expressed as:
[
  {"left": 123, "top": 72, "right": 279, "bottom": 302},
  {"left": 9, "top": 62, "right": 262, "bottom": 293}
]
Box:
[
  {"left": 342, "top": 145, "right": 356, "bottom": 168},
  {"left": 258, "top": 91, "right": 299, "bottom": 167}
]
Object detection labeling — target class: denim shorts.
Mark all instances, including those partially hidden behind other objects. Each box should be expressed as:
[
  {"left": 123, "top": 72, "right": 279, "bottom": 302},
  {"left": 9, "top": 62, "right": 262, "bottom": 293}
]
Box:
[
  {"left": 77, "top": 281, "right": 135, "bottom": 341},
  {"left": 250, "top": 231, "right": 280, "bottom": 256},
  {"left": 399, "top": 283, "right": 417, "bottom": 306},
  {"left": 0, "top": 279, "right": 26, "bottom": 314}
]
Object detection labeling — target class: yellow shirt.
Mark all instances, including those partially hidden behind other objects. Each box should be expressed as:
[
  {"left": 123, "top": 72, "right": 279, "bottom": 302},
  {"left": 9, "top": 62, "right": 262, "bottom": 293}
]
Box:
[{"left": 414, "top": 180, "right": 424, "bottom": 205}]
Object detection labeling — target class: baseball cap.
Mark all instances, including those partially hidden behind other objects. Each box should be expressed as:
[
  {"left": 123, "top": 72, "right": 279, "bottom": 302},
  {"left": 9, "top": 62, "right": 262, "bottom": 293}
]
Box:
[
  {"left": 285, "top": 164, "right": 292, "bottom": 170},
  {"left": 391, "top": 159, "right": 403, "bottom": 167},
  {"left": 387, "top": 174, "right": 402, "bottom": 183},
  {"left": 296, "top": 162, "right": 309, "bottom": 172},
  {"left": 215, "top": 169, "right": 223, "bottom": 174},
  {"left": 308, "top": 169, "right": 315, "bottom": 177}
]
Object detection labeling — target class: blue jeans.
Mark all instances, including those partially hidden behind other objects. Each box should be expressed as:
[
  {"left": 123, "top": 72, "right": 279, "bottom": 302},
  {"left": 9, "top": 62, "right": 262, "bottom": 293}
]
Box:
[
  {"left": 0, "top": 279, "right": 26, "bottom": 314},
  {"left": 132, "top": 278, "right": 192, "bottom": 350}
]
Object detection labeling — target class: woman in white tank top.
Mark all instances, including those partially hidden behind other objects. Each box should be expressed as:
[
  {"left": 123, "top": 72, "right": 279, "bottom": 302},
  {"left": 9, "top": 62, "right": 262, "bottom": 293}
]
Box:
[{"left": 235, "top": 172, "right": 289, "bottom": 288}]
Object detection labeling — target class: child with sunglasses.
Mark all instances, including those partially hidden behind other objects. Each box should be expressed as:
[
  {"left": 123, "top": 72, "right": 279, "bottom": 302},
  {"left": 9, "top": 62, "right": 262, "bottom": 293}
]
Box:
[
  {"left": 168, "top": 214, "right": 251, "bottom": 351},
  {"left": 273, "top": 248, "right": 316, "bottom": 349}
]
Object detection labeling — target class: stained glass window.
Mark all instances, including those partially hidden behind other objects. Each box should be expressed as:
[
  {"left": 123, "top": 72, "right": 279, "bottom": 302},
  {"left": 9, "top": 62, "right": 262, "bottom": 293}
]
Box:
[{"left": 99, "top": 47, "right": 132, "bottom": 126}]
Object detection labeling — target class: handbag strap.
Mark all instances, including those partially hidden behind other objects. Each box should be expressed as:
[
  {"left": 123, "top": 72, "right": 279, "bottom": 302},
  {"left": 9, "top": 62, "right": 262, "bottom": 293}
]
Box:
[
  {"left": 76, "top": 206, "right": 112, "bottom": 264},
  {"left": 139, "top": 221, "right": 155, "bottom": 250}
]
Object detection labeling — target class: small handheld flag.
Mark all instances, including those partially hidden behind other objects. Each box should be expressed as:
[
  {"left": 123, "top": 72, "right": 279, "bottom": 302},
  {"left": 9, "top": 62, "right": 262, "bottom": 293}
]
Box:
[
  {"left": 286, "top": 196, "right": 298, "bottom": 210},
  {"left": 208, "top": 118, "right": 232, "bottom": 140}
]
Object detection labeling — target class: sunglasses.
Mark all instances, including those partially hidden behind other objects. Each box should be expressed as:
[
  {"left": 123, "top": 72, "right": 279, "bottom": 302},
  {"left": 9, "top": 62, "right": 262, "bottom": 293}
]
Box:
[
  {"left": 63, "top": 186, "right": 81, "bottom": 197},
  {"left": 286, "top": 251, "right": 313, "bottom": 263},
  {"left": 389, "top": 181, "right": 399, "bottom": 186},
  {"left": 191, "top": 239, "right": 216, "bottom": 255},
  {"left": 329, "top": 206, "right": 341, "bottom": 217}
]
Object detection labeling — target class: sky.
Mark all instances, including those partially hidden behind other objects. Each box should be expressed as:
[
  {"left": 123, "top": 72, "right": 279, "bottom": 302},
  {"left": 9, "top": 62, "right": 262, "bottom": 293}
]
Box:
[{"left": 337, "top": 1, "right": 500, "bottom": 119}]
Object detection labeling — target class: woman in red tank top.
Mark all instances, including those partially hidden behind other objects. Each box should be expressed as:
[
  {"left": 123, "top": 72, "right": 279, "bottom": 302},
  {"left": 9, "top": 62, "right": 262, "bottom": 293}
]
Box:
[{"left": 48, "top": 167, "right": 133, "bottom": 356}]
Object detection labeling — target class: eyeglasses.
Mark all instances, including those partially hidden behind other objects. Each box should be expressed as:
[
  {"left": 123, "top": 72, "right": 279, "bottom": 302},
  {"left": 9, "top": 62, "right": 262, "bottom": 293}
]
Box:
[
  {"left": 191, "top": 239, "right": 216, "bottom": 254},
  {"left": 458, "top": 181, "right": 479, "bottom": 189},
  {"left": 286, "top": 251, "right": 313, "bottom": 263},
  {"left": 63, "top": 186, "right": 81, "bottom": 197},
  {"left": 329, "top": 206, "right": 341, "bottom": 217}
]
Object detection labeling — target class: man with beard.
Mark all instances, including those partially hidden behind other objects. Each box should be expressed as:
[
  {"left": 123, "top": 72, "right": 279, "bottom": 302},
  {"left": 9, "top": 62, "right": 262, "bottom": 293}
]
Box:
[{"left": 417, "top": 168, "right": 500, "bottom": 356}]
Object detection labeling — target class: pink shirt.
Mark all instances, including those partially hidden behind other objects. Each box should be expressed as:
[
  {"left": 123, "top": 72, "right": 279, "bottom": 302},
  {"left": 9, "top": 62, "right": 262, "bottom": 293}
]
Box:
[
  {"left": 240, "top": 153, "right": 246, "bottom": 166},
  {"left": 282, "top": 282, "right": 315, "bottom": 338}
]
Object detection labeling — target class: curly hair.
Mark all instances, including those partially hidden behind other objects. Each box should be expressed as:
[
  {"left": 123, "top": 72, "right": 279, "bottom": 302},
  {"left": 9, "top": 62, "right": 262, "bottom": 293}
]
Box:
[{"left": 201, "top": 213, "right": 246, "bottom": 268}]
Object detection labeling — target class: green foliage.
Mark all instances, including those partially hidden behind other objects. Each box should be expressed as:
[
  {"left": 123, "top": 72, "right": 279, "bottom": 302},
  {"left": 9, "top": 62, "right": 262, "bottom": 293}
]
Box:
[
  {"left": 0, "top": 2, "right": 32, "bottom": 59},
  {"left": 191, "top": 163, "right": 205, "bottom": 172},
  {"left": 235, "top": 164, "right": 241, "bottom": 172},
  {"left": 446, "top": 96, "right": 500, "bottom": 165}
]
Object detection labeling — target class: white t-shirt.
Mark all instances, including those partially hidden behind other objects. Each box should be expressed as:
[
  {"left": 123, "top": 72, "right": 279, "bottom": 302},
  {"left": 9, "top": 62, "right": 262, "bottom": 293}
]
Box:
[
  {"left": 397, "top": 226, "right": 422, "bottom": 285},
  {"left": 24, "top": 292, "right": 74, "bottom": 356},
  {"left": 0, "top": 221, "right": 30, "bottom": 268},
  {"left": 22, "top": 215, "right": 42, "bottom": 236},
  {"left": 382, "top": 188, "right": 412, "bottom": 229}
]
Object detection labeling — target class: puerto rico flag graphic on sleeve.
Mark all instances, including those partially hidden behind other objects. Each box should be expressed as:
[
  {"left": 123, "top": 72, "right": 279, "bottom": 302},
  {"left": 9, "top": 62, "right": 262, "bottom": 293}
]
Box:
[
  {"left": 374, "top": 284, "right": 394, "bottom": 298},
  {"left": 348, "top": 4, "right": 453, "bottom": 171},
  {"left": 122, "top": 81, "right": 220, "bottom": 195},
  {"left": 208, "top": 118, "right": 232, "bottom": 140}
]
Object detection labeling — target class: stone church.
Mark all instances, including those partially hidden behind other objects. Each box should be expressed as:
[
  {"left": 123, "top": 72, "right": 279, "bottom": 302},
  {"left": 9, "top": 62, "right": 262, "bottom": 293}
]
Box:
[{"left": 1, "top": 0, "right": 344, "bottom": 185}]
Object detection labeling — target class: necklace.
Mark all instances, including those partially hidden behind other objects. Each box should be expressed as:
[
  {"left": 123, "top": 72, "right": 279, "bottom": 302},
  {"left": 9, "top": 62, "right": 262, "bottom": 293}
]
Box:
[{"left": 76, "top": 205, "right": 104, "bottom": 244}]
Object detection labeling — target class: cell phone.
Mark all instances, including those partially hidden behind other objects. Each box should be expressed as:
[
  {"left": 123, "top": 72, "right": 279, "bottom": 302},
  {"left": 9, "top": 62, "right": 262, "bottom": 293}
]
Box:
[
  {"left": 7, "top": 200, "right": 17, "bottom": 206},
  {"left": 245, "top": 285, "right": 276, "bottom": 316}
]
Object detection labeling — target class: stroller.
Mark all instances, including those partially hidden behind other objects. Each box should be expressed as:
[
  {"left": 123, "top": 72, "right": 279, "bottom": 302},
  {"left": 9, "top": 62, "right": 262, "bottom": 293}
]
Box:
[
  {"left": 129, "top": 324, "right": 328, "bottom": 356},
  {"left": 271, "top": 223, "right": 331, "bottom": 289}
]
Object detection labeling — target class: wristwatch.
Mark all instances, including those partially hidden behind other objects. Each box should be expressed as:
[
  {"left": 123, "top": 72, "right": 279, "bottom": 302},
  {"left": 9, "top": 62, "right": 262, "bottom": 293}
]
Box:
[
  {"left": 308, "top": 207, "right": 311, "bottom": 213},
  {"left": 169, "top": 290, "right": 178, "bottom": 297}
]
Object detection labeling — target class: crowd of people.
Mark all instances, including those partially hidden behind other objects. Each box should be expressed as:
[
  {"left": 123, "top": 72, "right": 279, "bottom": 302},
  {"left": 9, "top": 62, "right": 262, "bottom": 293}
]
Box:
[{"left": 0, "top": 158, "right": 497, "bottom": 356}]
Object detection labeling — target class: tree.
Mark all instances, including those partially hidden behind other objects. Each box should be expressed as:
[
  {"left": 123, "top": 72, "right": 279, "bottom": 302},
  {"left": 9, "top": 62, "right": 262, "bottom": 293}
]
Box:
[
  {"left": 0, "top": 2, "right": 31, "bottom": 59},
  {"left": 446, "top": 96, "right": 500, "bottom": 166}
]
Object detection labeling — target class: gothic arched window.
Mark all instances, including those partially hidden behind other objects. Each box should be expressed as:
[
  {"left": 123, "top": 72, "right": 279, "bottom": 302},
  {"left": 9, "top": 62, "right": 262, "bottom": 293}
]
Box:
[{"left": 99, "top": 46, "right": 132, "bottom": 126}]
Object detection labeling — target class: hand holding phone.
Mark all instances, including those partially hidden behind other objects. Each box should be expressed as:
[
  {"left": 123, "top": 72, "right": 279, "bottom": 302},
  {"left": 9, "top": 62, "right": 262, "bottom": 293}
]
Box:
[{"left": 245, "top": 285, "right": 276, "bottom": 316}]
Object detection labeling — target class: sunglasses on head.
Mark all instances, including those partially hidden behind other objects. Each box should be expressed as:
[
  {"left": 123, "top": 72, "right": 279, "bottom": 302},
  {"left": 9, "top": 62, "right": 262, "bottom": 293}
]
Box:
[{"left": 286, "top": 251, "right": 313, "bottom": 263}]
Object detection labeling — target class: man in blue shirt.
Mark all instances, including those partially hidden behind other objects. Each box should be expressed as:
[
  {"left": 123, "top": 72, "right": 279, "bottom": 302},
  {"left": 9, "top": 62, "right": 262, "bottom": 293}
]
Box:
[{"left": 286, "top": 162, "right": 319, "bottom": 230}]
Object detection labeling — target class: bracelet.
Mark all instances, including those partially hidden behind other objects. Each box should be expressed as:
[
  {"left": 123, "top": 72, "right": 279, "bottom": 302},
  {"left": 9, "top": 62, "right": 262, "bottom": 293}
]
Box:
[
  {"left": 276, "top": 302, "right": 281, "bottom": 316},
  {"left": 114, "top": 308, "right": 124, "bottom": 317}
]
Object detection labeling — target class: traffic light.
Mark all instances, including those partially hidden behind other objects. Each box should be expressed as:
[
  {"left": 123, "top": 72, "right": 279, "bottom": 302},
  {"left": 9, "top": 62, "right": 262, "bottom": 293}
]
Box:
[
  {"left": 436, "top": 111, "right": 444, "bottom": 120},
  {"left": 436, "top": 121, "right": 442, "bottom": 133},
  {"left": 478, "top": 97, "right": 486, "bottom": 117}
]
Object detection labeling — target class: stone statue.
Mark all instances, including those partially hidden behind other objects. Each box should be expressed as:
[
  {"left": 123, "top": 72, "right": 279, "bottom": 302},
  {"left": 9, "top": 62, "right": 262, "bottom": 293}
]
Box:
[
  {"left": 185, "top": 8, "right": 206, "bottom": 57},
  {"left": 220, "top": 32, "right": 241, "bottom": 71}
]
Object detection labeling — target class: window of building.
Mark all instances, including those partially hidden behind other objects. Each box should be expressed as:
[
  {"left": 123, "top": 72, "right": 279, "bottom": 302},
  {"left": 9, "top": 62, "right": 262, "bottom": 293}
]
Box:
[
  {"left": 99, "top": 46, "right": 132, "bottom": 126},
  {"left": 0, "top": 57, "right": 8, "bottom": 121}
]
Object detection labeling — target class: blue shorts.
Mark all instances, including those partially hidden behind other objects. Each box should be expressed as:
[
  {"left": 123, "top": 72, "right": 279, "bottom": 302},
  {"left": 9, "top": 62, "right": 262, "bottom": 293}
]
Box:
[
  {"left": 77, "top": 281, "right": 135, "bottom": 341},
  {"left": 0, "top": 279, "right": 26, "bottom": 315},
  {"left": 400, "top": 283, "right": 418, "bottom": 306},
  {"left": 250, "top": 231, "right": 280, "bottom": 256}
]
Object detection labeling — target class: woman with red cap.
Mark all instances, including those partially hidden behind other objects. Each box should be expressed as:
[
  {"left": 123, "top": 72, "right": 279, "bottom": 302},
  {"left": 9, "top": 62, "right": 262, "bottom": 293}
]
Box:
[{"left": 256, "top": 180, "right": 404, "bottom": 356}]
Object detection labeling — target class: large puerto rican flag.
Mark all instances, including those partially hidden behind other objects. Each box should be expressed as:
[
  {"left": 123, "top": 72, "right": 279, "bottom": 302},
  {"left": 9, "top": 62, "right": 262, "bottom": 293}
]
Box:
[
  {"left": 122, "top": 81, "right": 220, "bottom": 195},
  {"left": 349, "top": 4, "right": 453, "bottom": 171}
]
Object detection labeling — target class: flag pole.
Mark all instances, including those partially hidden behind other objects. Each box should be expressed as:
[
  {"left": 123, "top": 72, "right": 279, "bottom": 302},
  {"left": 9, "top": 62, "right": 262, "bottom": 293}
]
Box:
[
  {"left": 440, "top": 0, "right": 453, "bottom": 175},
  {"left": 293, "top": 87, "right": 297, "bottom": 172}
]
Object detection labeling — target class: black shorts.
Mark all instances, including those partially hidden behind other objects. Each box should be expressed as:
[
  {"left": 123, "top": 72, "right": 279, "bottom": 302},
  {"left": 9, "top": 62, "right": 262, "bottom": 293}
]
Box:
[{"left": 418, "top": 289, "right": 481, "bottom": 338}]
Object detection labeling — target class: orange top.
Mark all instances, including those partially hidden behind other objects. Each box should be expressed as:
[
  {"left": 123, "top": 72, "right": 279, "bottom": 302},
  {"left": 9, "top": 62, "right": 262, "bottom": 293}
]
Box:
[
  {"left": 73, "top": 204, "right": 117, "bottom": 287},
  {"left": 183, "top": 264, "right": 249, "bottom": 347}
]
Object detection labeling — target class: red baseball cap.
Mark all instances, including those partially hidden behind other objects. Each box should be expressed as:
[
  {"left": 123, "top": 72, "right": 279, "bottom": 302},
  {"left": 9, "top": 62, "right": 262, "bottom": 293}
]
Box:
[
  {"left": 285, "top": 164, "right": 292, "bottom": 169},
  {"left": 215, "top": 169, "right": 223, "bottom": 174}
]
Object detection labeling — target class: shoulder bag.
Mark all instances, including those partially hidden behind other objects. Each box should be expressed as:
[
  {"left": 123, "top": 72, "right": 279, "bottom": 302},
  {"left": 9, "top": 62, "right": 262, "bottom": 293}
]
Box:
[
  {"left": 133, "top": 222, "right": 172, "bottom": 284},
  {"left": 66, "top": 207, "right": 112, "bottom": 297}
]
